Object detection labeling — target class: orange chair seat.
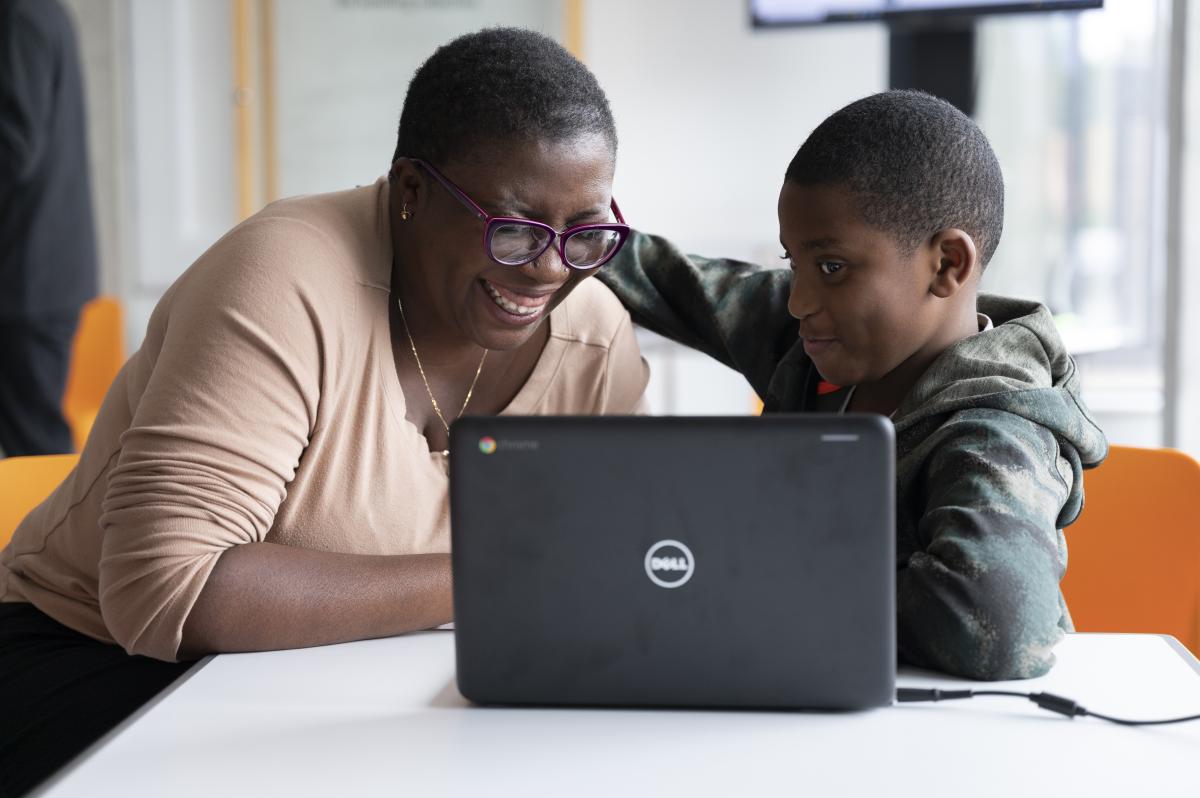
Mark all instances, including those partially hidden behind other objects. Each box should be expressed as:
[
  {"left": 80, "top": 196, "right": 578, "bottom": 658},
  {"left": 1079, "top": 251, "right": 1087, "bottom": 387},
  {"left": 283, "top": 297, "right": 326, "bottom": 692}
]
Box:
[
  {"left": 0, "top": 454, "right": 81, "bottom": 549},
  {"left": 1061, "top": 445, "right": 1200, "bottom": 655},
  {"left": 63, "top": 297, "right": 126, "bottom": 452}
]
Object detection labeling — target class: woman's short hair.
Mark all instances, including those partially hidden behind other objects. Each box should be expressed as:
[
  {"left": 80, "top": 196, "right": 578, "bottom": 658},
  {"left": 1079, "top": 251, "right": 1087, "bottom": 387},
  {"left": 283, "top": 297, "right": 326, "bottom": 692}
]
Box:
[{"left": 393, "top": 27, "right": 617, "bottom": 167}]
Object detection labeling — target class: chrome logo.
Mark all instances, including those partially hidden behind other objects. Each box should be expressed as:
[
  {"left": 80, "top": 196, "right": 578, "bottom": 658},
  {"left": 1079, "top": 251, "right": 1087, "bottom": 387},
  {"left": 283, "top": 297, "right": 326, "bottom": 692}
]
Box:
[{"left": 478, "top": 436, "right": 497, "bottom": 454}]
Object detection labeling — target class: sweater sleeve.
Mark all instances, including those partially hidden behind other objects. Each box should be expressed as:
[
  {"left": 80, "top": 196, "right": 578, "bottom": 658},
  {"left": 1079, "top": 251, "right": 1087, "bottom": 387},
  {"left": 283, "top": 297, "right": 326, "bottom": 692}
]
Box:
[
  {"left": 97, "top": 218, "right": 339, "bottom": 661},
  {"left": 897, "top": 410, "right": 1074, "bottom": 680},
  {"left": 597, "top": 231, "right": 796, "bottom": 400}
]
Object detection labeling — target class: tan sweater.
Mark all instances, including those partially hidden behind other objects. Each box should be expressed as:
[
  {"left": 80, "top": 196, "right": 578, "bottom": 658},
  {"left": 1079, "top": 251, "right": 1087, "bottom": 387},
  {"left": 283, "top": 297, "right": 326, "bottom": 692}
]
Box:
[{"left": 0, "top": 179, "right": 649, "bottom": 661}]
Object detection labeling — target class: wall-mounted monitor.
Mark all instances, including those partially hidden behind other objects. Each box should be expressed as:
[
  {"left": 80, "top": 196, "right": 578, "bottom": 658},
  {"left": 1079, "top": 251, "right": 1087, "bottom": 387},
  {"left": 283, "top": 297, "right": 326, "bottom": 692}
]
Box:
[{"left": 751, "top": 1, "right": 1103, "bottom": 27}]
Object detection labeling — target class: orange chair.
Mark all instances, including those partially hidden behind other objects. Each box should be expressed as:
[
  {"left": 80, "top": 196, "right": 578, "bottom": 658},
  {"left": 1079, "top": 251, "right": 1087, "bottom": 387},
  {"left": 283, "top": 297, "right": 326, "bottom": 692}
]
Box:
[
  {"left": 63, "top": 297, "right": 126, "bottom": 452},
  {"left": 1061, "top": 445, "right": 1200, "bottom": 656},
  {"left": 0, "top": 454, "right": 80, "bottom": 548}
]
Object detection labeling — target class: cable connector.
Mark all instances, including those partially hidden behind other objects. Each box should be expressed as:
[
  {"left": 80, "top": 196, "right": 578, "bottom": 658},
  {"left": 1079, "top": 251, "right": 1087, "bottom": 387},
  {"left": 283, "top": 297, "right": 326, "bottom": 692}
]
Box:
[
  {"left": 895, "top": 687, "right": 974, "bottom": 702},
  {"left": 1028, "top": 692, "right": 1084, "bottom": 718}
]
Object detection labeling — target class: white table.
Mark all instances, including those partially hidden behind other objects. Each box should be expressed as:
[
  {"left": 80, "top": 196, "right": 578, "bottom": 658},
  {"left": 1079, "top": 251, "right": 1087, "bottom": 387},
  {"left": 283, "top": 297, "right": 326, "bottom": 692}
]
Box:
[{"left": 38, "top": 633, "right": 1200, "bottom": 797}]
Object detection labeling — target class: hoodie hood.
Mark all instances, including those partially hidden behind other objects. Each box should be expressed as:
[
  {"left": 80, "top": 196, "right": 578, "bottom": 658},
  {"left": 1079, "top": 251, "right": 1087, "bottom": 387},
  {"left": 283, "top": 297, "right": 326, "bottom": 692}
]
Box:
[
  {"left": 890, "top": 293, "right": 1108, "bottom": 532},
  {"left": 894, "top": 293, "right": 1108, "bottom": 471}
]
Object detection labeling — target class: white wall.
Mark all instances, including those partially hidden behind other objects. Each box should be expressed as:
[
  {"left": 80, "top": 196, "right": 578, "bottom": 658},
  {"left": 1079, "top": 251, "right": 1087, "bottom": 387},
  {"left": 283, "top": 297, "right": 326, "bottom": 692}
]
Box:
[
  {"left": 63, "top": 0, "right": 128, "bottom": 304},
  {"left": 123, "top": 0, "right": 237, "bottom": 342},
  {"left": 273, "top": 0, "right": 564, "bottom": 197},
  {"left": 585, "top": 0, "right": 886, "bottom": 263},
  {"left": 1179, "top": 0, "right": 1200, "bottom": 456},
  {"left": 65, "top": 0, "right": 241, "bottom": 349},
  {"left": 583, "top": 0, "right": 887, "bottom": 413}
]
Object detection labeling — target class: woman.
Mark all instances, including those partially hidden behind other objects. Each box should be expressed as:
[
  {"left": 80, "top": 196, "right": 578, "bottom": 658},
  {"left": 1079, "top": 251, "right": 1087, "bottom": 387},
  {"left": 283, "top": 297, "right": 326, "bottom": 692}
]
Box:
[{"left": 0, "top": 28, "right": 647, "bottom": 794}]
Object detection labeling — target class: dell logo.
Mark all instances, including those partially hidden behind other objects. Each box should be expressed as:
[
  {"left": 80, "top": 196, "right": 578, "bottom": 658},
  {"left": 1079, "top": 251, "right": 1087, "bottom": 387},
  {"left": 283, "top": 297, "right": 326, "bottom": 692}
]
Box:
[{"left": 644, "top": 540, "right": 695, "bottom": 589}]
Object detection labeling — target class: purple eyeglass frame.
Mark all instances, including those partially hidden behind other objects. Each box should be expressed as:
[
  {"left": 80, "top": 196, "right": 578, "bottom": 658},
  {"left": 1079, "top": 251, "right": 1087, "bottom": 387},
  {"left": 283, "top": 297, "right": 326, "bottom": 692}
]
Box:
[{"left": 404, "top": 157, "right": 631, "bottom": 270}]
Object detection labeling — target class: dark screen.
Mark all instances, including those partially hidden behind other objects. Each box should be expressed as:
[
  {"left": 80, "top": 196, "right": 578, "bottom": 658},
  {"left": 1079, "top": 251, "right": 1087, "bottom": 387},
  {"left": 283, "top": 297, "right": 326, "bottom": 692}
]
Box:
[{"left": 751, "top": 0, "right": 1103, "bottom": 27}]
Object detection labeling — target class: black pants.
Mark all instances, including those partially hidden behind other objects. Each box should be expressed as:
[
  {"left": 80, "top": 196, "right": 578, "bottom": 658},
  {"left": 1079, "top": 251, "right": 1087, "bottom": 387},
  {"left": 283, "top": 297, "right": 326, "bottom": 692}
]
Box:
[
  {"left": 0, "top": 316, "right": 79, "bottom": 457},
  {"left": 0, "top": 602, "right": 195, "bottom": 797}
]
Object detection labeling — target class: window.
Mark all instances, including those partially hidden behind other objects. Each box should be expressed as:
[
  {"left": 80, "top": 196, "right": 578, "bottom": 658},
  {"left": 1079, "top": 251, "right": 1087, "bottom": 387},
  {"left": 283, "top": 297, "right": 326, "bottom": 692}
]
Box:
[{"left": 975, "top": 0, "right": 1173, "bottom": 444}]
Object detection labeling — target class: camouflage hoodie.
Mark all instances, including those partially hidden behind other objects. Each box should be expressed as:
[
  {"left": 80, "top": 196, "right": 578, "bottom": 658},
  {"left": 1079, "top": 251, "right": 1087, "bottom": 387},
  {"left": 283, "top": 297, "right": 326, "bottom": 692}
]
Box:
[{"left": 599, "top": 232, "right": 1109, "bottom": 680}]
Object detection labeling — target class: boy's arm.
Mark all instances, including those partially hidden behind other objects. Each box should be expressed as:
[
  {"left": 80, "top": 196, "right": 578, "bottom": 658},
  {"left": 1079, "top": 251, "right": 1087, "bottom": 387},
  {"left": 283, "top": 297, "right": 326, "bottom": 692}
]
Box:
[
  {"left": 597, "top": 231, "right": 797, "bottom": 398},
  {"left": 897, "top": 410, "right": 1075, "bottom": 681}
]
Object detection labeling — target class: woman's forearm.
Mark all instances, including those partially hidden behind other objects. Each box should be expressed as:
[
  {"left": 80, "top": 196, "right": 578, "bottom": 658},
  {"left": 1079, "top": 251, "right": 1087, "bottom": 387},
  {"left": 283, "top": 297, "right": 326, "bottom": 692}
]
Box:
[{"left": 178, "top": 542, "right": 452, "bottom": 659}]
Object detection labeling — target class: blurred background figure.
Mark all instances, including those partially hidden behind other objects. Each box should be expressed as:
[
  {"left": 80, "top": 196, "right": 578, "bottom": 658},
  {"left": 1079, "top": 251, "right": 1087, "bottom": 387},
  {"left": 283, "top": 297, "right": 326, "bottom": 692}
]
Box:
[{"left": 0, "top": 0, "right": 97, "bottom": 457}]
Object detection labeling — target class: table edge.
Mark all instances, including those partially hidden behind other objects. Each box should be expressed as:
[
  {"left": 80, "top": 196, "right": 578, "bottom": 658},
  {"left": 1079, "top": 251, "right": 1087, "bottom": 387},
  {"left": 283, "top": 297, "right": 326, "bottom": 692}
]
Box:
[
  {"left": 29, "top": 654, "right": 216, "bottom": 797},
  {"left": 1162, "top": 634, "right": 1200, "bottom": 675},
  {"left": 27, "top": 632, "right": 1200, "bottom": 794}
]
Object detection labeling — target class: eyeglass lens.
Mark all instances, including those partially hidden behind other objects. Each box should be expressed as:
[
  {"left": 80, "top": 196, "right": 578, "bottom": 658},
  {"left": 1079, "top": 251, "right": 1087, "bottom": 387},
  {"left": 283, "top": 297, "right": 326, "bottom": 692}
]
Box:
[
  {"left": 490, "top": 224, "right": 552, "bottom": 265},
  {"left": 564, "top": 228, "right": 622, "bottom": 268},
  {"left": 489, "top": 223, "right": 622, "bottom": 269}
]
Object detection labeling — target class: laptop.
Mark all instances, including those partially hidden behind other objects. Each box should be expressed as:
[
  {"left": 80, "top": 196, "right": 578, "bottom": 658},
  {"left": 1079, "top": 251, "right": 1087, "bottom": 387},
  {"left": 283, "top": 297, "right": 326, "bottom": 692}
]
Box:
[{"left": 449, "top": 415, "right": 895, "bottom": 710}]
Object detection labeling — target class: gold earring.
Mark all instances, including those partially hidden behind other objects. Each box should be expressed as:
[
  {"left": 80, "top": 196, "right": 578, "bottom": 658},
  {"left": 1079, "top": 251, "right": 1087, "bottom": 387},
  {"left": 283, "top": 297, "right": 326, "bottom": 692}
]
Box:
[{"left": 399, "top": 202, "right": 411, "bottom": 221}]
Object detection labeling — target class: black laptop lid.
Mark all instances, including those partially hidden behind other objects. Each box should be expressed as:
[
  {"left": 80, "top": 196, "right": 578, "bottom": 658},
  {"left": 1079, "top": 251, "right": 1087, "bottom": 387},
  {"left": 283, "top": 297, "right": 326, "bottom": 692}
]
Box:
[{"left": 450, "top": 415, "right": 895, "bottom": 710}]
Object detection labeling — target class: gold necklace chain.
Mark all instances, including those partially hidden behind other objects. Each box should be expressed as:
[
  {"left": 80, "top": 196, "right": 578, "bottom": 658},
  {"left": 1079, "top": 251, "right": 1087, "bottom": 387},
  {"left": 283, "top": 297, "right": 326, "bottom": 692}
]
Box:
[{"left": 396, "top": 296, "right": 488, "bottom": 443}]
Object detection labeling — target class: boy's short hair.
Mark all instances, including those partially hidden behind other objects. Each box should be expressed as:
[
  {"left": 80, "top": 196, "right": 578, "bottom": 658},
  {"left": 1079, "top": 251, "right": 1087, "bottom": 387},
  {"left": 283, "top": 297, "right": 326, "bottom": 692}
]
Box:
[{"left": 785, "top": 90, "right": 1005, "bottom": 267}]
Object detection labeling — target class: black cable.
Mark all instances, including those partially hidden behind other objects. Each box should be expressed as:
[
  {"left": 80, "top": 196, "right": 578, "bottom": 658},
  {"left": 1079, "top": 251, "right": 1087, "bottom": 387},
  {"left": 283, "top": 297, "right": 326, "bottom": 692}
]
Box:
[{"left": 895, "top": 687, "right": 1200, "bottom": 726}]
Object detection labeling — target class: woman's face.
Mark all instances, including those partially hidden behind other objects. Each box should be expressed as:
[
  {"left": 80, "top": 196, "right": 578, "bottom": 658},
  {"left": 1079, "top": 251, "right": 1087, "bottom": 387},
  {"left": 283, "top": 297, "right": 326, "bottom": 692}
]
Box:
[{"left": 395, "top": 134, "right": 617, "bottom": 352}]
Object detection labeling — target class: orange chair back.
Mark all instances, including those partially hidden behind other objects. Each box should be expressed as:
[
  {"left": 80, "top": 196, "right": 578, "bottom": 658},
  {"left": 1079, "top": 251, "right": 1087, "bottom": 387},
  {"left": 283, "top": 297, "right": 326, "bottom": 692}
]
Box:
[
  {"left": 63, "top": 297, "right": 126, "bottom": 451},
  {"left": 1061, "top": 445, "right": 1200, "bottom": 655},
  {"left": 0, "top": 454, "right": 80, "bottom": 549}
]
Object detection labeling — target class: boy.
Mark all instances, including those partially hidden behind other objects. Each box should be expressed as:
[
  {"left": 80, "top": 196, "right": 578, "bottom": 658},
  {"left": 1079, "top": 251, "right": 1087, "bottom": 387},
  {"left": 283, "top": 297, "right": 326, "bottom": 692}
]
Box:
[{"left": 598, "top": 90, "right": 1107, "bottom": 680}]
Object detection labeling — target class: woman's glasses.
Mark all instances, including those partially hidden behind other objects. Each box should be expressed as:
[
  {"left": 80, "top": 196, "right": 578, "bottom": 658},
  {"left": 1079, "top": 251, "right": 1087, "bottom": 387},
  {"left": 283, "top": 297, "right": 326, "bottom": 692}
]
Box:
[{"left": 405, "top": 157, "right": 630, "bottom": 270}]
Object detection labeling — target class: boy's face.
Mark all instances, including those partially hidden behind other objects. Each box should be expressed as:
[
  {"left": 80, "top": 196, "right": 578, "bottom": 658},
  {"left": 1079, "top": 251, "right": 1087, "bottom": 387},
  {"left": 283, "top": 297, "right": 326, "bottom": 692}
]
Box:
[{"left": 777, "top": 181, "right": 943, "bottom": 388}]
